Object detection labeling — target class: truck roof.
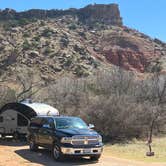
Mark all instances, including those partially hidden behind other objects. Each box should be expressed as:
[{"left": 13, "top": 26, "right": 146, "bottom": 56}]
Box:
[{"left": 34, "top": 115, "right": 79, "bottom": 119}]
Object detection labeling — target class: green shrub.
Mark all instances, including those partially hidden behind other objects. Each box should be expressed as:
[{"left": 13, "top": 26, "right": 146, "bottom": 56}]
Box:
[
  {"left": 31, "top": 41, "right": 39, "bottom": 48},
  {"left": 33, "top": 36, "right": 40, "bottom": 42},
  {"left": 151, "top": 63, "right": 162, "bottom": 73},
  {"left": 22, "top": 40, "right": 31, "bottom": 50},
  {"left": 74, "top": 65, "right": 89, "bottom": 77},
  {"left": 64, "top": 58, "right": 72, "bottom": 67},
  {"left": 60, "top": 36, "right": 69, "bottom": 47},
  {"left": 40, "top": 20, "right": 46, "bottom": 26},
  {"left": 23, "top": 32, "right": 30, "bottom": 38},
  {"left": 78, "top": 31, "right": 86, "bottom": 38},
  {"left": 68, "top": 23, "right": 77, "bottom": 30},
  {"left": 44, "top": 47, "right": 52, "bottom": 54},
  {"left": 41, "top": 28, "right": 54, "bottom": 38},
  {"left": 3, "top": 18, "right": 37, "bottom": 31}
]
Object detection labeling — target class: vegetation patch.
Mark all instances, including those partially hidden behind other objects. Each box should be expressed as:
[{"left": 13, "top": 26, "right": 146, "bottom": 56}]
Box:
[{"left": 104, "top": 137, "right": 166, "bottom": 163}]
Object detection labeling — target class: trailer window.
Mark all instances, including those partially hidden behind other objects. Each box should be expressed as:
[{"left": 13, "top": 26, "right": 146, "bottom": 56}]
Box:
[
  {"left": 0, "top": 116, "right": 3, "bottom": 123},
  {"left": 17, "top": 114, "right": 28, "bottom": 126}
]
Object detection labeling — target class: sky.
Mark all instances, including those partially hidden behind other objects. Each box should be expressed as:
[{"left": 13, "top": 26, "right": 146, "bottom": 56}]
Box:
[{"left": 0, "top": 0, "right": 165, "bottom": 42}]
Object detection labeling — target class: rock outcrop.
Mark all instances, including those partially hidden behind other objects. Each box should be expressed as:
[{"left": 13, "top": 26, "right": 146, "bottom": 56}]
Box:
[
  {"left": 94, "top": 26, "right": 166, "bottom": 73},
  {"left": 78, "top": 4, "right": 122, "bottom": 26},
  {"left": 0, "top": 4, "right": 123, "bottom": 26}
]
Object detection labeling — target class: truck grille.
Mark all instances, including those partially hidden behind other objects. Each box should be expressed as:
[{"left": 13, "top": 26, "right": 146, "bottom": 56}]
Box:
[{"left": 71, "top": 136, "right": 99, "bottom": 145}]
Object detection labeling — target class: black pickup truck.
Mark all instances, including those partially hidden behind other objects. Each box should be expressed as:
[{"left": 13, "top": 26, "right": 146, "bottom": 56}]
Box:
[{"left": 28, "top": 116, "right": 103, "bottom": 161}]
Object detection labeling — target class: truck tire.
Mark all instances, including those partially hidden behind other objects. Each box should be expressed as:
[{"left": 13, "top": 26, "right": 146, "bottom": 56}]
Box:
[
  {"left": 52, "top": 144, "right": 64, "bottom": 161},
  {"left": 90, "top": 154, "right": 101, "bottom": 161},
  {"left": 29, "top": 139, "right": 38, "bottom": 151}
]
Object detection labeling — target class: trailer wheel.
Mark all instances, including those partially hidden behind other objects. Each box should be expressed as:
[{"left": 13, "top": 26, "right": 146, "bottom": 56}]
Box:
[
  {"left": 0, "top": 134, "right": 5, "bottom": 139},
  {"left": 13, "top": 132, "right": 19, "bottom": 140}
]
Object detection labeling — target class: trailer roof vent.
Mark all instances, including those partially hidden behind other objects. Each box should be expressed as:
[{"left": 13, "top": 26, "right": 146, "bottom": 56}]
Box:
[{"left": 22, "top": 99, "right": 33, "bottom": 104}]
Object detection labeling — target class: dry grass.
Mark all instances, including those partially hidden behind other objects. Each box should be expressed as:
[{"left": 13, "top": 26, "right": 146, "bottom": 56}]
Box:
[{"left": 104, "top": 137, "right": 166, "bottom": 163}]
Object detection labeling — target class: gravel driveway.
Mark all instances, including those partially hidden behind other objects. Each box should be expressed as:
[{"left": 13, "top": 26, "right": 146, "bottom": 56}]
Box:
[{"left": 0, "top": 140, "right": 165, "bottom": 166}]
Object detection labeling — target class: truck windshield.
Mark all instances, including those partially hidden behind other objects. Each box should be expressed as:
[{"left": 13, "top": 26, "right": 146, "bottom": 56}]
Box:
[{"left": 55, "top": 117, "right": 88, "bottom": 129}]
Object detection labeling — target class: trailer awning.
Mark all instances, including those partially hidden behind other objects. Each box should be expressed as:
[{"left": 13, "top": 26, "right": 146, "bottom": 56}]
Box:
[
  {"left": 0, "top": 102, "right": 59, "bottom": 120},
  {"left": 0, "top": 103, "right": 37, "bottom": 120}
]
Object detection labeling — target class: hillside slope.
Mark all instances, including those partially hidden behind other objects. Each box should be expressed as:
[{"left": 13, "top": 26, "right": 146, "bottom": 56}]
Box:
[{"left": 0, "top": 4, "right": 166, "bottom": 86}]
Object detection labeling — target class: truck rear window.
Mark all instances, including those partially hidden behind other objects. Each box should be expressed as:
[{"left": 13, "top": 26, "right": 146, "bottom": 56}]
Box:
[{"left": 30, "top": 118, "right": 43, "bottom": 128}]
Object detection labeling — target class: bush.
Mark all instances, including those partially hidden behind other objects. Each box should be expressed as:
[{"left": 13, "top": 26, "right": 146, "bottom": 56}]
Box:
[
  {"left": 23, "top": 32, "right": 30, "bottom": 38},
  {"left": 0, "top": 86, "right": 16, "bottom": 108},
  {"left": 33, "top": 36, "right": 40, "bottom": 42},
  {"left": 3, "top": 18, "right": 36, "bottom": 30},
  {"left": 60, "top": 35, "right": 69, "bottom": 47},
  {"left": 47, "top": 69, "right": 166, "bottom": 141},
  {"left": 78, "top": 31, "right": 86, "bottom": 39},
  {"left": 74, "top": 65, "right": 89, "bottom": 77},
  {"left": 22, "top": 40, "right": 31, "bottom": 50},
  {"left": 41, "top": 28, "right": 54, "bottom": 38},
  {"left": 68, "top": 23, "right": 77, "bottom": 30},
  {"left": 44, "top": 47, "right": 52, "bottom": 54}
]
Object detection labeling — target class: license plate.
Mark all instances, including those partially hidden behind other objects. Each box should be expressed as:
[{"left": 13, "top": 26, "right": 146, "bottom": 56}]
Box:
[{"left": 83, "top": 149, "right": 91, "bottom": 153}]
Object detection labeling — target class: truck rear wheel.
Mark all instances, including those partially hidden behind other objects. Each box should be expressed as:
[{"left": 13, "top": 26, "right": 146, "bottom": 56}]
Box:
[
  {"left": 29, "top": 139, "right": 38, "bottom": 151},
  {"left": 52, "top": 144, "right": 64, "bottom": 161},
  {"left": 90, "top": 155, "right": 101, "bottom": 161}
]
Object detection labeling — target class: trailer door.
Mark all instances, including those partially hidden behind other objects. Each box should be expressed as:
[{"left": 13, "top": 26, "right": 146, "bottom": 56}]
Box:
[
  {"left": 17, "top": 113, "right": 29, "bottom": 134},
  {"left": 0, "top": 116, "right": 5, "bottom": 134}
]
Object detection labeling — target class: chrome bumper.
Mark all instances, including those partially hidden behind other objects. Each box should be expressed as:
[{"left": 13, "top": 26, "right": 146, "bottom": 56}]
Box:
[{"left": 61, "top": 147, "right": 103, "bottom": 155}]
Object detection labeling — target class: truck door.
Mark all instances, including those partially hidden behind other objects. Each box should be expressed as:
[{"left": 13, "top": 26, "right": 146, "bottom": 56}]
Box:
[
  {"left": 30, "top": 118, "right": 43, "bottom": 144},
  {"left": 38, "top": 118, "right": 54, "bottom": 147}
]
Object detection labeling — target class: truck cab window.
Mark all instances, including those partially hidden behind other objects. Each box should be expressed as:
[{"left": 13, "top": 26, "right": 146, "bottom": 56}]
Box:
[
  {"left": 48, "top": 118, "right": 55, "bottom": 129},
  {"left": 42, "top": 118, "right": 54, "bottom": 129},
  {"left": 0, "top": 116, "right": 3, "bottom": 123}
]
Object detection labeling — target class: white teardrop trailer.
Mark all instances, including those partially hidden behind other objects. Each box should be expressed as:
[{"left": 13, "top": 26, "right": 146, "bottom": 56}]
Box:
[{"left": 0, "top": 100, "right": 59, "bottom": 139}]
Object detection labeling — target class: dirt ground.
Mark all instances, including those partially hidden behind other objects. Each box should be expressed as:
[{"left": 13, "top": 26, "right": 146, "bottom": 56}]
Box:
[{"left": 0, "top": 140, "right": 166, "bottom": 166}]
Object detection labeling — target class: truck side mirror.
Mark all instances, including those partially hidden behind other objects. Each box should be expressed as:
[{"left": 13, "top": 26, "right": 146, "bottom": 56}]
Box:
[
  {"left": 30, "top": 126, "right": 39, "bottom": 130},
  {"left": 88, "top": 124, "right": 95, "bottom": 129},
  {"left": 43, "top": 124, "right": 51, "bottom": 129}
]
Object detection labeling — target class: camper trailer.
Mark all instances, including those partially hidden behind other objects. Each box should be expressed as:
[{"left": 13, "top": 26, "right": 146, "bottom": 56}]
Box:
[{"left": 0, "top": 100, "right": 59, "bottom": 139}]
